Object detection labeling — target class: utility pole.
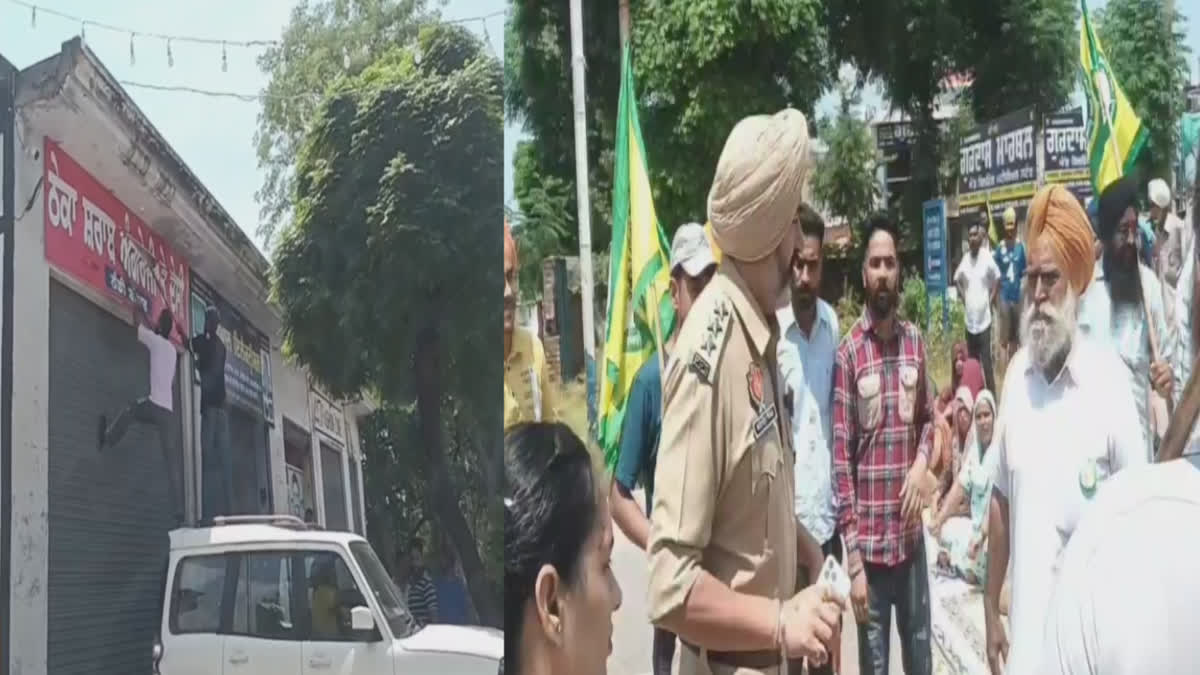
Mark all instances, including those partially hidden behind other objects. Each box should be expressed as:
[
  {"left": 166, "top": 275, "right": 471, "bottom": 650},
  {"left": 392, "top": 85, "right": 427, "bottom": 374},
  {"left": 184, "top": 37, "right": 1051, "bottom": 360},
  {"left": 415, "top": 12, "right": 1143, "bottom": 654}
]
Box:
[{"left": 567, "top": 0, "right": 596, "bottom": 427}]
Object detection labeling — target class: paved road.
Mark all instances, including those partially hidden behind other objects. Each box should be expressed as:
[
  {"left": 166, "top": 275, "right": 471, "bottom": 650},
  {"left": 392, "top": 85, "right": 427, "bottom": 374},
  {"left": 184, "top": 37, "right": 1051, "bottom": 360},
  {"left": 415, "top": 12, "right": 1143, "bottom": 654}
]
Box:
[{"left": 608, "top": 491, "right": 903, "bottom": 675}]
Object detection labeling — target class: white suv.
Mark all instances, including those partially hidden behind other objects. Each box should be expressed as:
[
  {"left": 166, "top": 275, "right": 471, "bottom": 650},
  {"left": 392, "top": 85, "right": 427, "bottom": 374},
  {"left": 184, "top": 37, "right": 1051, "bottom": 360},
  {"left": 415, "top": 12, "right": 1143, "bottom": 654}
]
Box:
[{"left": 154, "top": 515, "right": 502, "bottom": 675}]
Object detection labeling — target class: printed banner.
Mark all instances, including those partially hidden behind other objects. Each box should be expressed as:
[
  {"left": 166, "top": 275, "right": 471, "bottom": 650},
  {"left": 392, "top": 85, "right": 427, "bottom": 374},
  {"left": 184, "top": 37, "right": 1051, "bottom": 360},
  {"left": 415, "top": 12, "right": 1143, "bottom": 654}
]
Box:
[
  {"left": 1043, "top": 108, "right": 1088, "bottom": 181},
  {"left": 876, "top": 121, "right": 916, "bottom": 150},
  {"left": 190, "top": 274, "right": 271, "bottom": 419},
  {"left": 43, "top": 138, "right": 189, "bottom": 345},
  {"left": 957, "top": 108, "right": 1037, "bottom": 206}
]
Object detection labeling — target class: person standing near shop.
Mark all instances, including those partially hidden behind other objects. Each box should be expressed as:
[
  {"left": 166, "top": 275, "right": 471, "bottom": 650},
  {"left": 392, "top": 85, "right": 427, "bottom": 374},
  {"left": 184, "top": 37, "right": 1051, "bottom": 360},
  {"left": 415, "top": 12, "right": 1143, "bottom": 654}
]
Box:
[
  {"left": 993, "top": 207, "right": 1026, "bottom": 367},
  {"left": 99, "top": 304, "right": 186, "bottom": 527},
  {"left": 647, "top": 109, "right": 844, "bottom": 675},
  {"left": 188, "top": 305, "right": 233, "bottom": 518},
  {"left": 955, "top": 216, "right": 1001, "bottom": 393}
]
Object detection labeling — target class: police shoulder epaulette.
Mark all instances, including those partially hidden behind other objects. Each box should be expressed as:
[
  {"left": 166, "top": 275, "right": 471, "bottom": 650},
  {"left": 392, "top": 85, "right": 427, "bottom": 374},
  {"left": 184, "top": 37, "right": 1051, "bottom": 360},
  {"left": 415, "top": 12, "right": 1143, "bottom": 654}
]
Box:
[{"left": 688, "top": 297, "right": 732, "bottom": 385}]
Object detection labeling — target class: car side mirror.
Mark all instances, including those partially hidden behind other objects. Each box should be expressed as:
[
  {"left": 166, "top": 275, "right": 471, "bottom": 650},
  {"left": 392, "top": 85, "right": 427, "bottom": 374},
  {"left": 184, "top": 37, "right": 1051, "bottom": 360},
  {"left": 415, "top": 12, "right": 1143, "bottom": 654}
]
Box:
[{"left": 350, "top": 606, "right": 375, "bottom": 632}]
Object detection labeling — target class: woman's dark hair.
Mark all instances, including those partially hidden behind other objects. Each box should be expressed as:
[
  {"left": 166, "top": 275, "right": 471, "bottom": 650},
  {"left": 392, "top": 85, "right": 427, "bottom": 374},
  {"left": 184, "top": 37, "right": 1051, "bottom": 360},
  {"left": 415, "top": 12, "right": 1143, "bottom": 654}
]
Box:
[{"left": 504, "top": 422, "right": 599, "bottom": 672}]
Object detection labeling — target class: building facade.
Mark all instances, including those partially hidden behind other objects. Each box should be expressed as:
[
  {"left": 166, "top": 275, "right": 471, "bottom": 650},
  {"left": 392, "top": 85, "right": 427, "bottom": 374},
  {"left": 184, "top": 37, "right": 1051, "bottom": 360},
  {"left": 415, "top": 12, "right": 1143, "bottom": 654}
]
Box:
[{"left": 2, "top": 39, "right": 370, "bottom": 675}]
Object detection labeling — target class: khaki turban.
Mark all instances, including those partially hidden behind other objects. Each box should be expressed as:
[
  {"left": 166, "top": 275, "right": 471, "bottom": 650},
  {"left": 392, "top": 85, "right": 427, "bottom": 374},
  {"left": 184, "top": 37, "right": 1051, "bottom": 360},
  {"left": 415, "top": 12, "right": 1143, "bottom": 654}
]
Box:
[
  {"left": 1026, "top": 184, "right": 1095, "bottom": 295},
  {"left": 707, "top": 108, "right": 812, "bottom": 262},
  {"left": 504, "top": 218, "right": 517, "bottom": 265}
]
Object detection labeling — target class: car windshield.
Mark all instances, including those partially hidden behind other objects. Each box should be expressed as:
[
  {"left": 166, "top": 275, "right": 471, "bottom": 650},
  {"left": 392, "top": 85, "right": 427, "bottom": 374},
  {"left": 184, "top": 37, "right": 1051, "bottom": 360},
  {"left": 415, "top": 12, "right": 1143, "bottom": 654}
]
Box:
[{"left": 349, "top": 541, "right": 418, "bottom": 638}]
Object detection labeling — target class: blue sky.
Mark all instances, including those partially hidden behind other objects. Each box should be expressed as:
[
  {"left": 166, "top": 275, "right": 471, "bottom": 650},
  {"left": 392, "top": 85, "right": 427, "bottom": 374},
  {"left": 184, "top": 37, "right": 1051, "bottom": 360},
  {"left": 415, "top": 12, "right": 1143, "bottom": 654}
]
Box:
[
  {"left": 0, "top": 0, "right": 504, "bottom": 254},
  {"left": 503, "top": 0, "right": 1200, "bottom": 209}
]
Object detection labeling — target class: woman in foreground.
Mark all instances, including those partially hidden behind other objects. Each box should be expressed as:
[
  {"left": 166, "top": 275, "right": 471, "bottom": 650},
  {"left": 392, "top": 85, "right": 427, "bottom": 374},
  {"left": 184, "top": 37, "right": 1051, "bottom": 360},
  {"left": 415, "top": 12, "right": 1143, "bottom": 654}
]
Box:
[{"left": 505, "top": 422, "right": 622, "bottom": 675}]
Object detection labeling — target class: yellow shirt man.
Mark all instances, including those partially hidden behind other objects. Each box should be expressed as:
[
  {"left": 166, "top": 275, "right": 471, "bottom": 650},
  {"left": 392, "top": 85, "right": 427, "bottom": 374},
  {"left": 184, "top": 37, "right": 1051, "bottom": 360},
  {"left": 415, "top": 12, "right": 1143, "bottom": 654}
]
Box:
[{"left": 504, "top": 326, "right": 559, "bottom": 429}]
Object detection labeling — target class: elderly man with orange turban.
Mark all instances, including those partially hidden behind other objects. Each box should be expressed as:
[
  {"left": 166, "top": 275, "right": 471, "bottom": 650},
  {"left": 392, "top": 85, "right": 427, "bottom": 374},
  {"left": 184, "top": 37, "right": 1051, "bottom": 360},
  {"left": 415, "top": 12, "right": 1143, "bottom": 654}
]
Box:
[
  {"left": 504, "top": 219, "right": 559, "bottom": 429},
  {"left": 982, "top": 184, "right": 1147, "bottom": 675}
]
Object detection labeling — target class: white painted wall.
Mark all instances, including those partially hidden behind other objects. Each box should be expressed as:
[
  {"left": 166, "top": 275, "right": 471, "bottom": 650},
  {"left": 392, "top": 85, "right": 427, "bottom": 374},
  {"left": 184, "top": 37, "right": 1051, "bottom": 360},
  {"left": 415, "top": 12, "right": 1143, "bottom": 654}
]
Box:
[{"left": 10, "top": 105, "right": 50, "bottom": 675}]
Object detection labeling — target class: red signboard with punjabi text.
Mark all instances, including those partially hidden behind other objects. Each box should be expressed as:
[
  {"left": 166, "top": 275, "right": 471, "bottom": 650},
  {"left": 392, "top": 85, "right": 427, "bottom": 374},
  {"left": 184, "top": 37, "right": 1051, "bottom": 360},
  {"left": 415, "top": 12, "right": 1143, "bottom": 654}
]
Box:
[{"left": 43, "top": 138, "right": 190, "bottom": 345}]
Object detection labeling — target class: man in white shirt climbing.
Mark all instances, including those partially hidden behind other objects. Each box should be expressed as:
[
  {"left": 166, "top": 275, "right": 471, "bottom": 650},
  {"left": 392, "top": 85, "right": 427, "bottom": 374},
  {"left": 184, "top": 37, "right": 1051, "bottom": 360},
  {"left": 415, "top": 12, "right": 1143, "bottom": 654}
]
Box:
[
  {"left": 955, "top": 215, "right": 1001, "bottom": 393},
  {"left": 99, "top": 304, "right": 186, "bottom": 526}
]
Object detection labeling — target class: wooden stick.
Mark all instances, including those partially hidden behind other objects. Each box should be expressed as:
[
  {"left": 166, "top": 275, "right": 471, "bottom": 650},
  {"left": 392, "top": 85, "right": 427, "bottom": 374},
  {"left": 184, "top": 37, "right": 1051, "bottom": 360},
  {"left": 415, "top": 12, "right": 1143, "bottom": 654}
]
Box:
[
  {"left": 1157, "top": 352, "right": 1200, "bottom": 462},
  {"left": 1158, "top": 165, "right": 1200, "bottom": 461},
  {"left": 1135, "top": 228, "right": 1174, "bottom": 415}
]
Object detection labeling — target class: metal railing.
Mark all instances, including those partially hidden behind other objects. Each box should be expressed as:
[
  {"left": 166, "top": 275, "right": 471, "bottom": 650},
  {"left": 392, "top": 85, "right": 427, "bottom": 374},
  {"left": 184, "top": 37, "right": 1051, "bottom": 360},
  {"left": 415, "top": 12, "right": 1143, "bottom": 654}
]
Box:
[{"left": 209, "top": 514, "right": 309, "bottom": 530}]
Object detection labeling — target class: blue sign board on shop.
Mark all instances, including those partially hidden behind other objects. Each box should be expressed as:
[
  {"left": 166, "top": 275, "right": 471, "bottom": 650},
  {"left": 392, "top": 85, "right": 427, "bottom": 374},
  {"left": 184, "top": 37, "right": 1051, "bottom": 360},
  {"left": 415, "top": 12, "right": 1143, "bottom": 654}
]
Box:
[{"left": 922, "top": 199, "right": 950, "bottom": 332}]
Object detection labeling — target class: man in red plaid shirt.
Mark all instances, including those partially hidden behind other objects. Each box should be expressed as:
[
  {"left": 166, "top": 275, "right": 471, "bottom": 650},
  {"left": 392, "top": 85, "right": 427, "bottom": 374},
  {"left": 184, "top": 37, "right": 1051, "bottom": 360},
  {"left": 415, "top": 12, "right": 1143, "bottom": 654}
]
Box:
[{"left": 832, "top": 213, "right": 934, "bottom": 675}]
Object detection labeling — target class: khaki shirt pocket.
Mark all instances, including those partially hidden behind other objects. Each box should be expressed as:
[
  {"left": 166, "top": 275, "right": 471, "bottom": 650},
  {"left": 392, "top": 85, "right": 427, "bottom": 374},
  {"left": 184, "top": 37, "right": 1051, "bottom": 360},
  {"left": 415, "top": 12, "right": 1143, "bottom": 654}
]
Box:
[
  {"left": 856, "top": 372, "right": 882, "bottom": 431},
  {"left": 898, "top": 365, "right": 919, "bottom": 423}
]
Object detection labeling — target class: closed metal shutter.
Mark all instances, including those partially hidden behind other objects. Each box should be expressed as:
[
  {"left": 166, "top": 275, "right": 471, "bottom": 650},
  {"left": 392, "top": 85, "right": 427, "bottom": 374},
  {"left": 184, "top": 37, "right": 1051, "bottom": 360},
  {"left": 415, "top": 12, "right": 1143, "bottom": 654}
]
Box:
[
  {"left": 320, "top": 442, "right": 348, "bottom": 531},
  {"left": 348, "top": 455, "right": 363, "bottom": 534},
  {"left": 48, "top": 280, "right": 183, "bottom": 674}
]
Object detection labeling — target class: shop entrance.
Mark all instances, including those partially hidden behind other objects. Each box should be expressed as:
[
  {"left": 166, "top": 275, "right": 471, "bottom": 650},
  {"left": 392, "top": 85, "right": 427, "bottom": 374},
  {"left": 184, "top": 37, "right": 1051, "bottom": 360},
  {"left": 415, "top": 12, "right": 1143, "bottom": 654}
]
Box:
[{"left": 47, "top": 280, "right": 183, "bottom": 674}]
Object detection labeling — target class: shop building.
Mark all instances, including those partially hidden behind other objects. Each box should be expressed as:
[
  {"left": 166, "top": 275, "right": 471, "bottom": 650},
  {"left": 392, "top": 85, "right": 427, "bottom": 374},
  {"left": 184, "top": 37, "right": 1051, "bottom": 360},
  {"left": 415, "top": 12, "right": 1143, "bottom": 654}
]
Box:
[{"left": 1, "top": 39, "right": 371, "bottom": 675}]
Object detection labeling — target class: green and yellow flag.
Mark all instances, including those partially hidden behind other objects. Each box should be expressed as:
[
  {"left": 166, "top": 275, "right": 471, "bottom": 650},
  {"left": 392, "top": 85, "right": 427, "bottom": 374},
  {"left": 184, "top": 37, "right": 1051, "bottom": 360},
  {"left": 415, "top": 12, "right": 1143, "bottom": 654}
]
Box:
[
  {"left": 597, "top": 44, "right": 676, "bottom": 468},
  {"left": 1079, "top": 0, "right": 1148, "bottom": 193}
]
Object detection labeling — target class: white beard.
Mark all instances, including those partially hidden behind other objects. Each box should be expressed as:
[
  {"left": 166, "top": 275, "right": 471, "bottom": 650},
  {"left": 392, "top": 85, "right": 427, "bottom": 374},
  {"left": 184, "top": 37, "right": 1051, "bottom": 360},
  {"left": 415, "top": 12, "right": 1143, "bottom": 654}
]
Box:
[{"left": 1021, "top": 288, "right": 1079, "bottom": 372}]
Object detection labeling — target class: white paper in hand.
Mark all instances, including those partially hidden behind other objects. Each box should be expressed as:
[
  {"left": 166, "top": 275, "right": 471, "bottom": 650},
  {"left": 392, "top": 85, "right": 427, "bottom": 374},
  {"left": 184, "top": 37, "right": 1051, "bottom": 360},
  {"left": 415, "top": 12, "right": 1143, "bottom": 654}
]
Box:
[{"left": 818, "top": 555, "right": 851, "bottom": 603}]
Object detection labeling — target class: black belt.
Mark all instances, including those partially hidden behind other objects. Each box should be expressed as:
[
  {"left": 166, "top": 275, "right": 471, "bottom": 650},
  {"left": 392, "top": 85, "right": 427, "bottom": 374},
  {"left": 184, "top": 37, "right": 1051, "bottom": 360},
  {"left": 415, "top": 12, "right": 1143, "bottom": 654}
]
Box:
[{"left": 682, "top": 640, "right": 781, "bottom": 670}]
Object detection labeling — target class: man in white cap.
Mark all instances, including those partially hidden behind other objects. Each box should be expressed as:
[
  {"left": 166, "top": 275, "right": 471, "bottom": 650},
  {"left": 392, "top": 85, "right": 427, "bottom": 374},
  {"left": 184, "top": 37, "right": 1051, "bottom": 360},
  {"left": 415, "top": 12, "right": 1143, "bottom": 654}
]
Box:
[
  {"left": 1149, "top": 177, "right": 1189, "bottom": 288},
  {"left": 994, "top": 206, "right": 1026, "bottom": 365},
  {"left": 648, "top": 109, "right": 845, "bottom": 675},
  {"left": 611, "top": 222, "right": 717, "bottom": 675}
]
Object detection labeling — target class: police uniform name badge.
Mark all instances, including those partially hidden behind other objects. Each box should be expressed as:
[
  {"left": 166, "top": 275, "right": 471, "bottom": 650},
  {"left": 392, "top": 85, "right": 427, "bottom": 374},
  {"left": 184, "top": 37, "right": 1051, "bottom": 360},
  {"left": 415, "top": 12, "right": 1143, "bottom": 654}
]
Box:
[{"left": 747, "top": 362, "right": 777, "bottom": 441}]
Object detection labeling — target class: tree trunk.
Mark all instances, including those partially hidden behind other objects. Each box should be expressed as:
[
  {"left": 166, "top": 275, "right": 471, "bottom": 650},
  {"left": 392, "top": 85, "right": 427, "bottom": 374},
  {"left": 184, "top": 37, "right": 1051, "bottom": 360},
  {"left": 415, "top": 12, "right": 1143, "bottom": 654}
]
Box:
[{"left": 414, "top": 324, "right": 502, "bottom": 627}]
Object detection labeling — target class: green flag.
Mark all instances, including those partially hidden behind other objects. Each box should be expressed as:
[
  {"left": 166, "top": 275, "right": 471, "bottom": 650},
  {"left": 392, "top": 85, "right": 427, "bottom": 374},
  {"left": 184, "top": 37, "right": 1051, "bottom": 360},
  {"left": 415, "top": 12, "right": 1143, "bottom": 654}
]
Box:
[
  {"left": 1079, "top": 0, "right": 1149, "bottom": 193},
  {"left": 597, "top": 44, "right": 675, "bottom": 468}
]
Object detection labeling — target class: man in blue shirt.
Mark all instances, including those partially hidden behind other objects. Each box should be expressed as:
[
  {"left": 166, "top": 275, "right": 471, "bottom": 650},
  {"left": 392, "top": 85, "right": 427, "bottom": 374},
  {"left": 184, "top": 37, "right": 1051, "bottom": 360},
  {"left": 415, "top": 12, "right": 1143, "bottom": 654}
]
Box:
[
  {"left": 777, "top": 203, "right": 842, "bottom": 675},
  {"left": 611, "top": 222, "right": 716, "bottom": 675},
  {"left": 993, "top": 207, "right": 1026, "bottom": 366}
]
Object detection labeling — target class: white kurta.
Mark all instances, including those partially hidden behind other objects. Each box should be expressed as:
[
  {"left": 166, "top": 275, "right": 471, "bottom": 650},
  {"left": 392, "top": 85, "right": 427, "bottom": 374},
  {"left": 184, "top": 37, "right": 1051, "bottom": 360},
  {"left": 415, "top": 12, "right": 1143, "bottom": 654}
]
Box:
[
  {"left": 991, "top": 334, "right": 1147, "bottom": 673},
  {"left": 1039, "top": 455, "right": 1200, "bottom": 674}
]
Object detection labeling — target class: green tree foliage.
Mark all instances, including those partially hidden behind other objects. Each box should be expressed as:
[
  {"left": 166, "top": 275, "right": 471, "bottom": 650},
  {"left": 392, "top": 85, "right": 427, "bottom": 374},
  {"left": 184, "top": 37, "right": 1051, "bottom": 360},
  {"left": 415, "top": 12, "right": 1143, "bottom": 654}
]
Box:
[
  {"left": 272, "top": 23, "right": 503, "bottom": 626},
  {"left": 508, "top": 141, "right": 575, "bottom": 300},
  {"left": 812, "top": 77, "right": 880, "bottom": 247},
  {"left": 1096, "top": 0, "right": 1192, "bottom": 181},
  {"left": 255, "top": 0, "right": 435, "bottom": 248},
  {"left": 822, "top": 0, "right": 1075, "bottom": 225},
  {"left": 506, "top": 0, "right": 831, "bottom": 254}
]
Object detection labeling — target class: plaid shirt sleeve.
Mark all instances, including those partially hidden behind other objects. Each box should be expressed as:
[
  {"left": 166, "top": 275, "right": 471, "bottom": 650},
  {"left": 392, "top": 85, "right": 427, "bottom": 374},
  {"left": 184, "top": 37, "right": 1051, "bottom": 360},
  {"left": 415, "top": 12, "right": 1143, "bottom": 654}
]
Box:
[
  {"left": 915, "top": 335, "right": 934, "bottom": 464},
  {"left": 831, "top": 340, "right": 861, "bottom": 565}
]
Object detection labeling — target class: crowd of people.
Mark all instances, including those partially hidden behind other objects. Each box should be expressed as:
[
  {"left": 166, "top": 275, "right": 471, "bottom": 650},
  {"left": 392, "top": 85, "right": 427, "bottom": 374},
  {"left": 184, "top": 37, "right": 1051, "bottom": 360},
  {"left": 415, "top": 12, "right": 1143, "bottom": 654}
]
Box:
[{"left": 502, "top": 105, "right": 1200, "bottom": 675}]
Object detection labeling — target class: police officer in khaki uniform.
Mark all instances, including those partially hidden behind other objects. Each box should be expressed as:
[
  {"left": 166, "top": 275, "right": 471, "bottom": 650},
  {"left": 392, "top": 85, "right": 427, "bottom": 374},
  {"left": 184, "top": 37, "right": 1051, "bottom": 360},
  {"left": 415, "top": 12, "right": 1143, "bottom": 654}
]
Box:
[{"left": 647, "top": 109, "right": 845, "bottom": 675}]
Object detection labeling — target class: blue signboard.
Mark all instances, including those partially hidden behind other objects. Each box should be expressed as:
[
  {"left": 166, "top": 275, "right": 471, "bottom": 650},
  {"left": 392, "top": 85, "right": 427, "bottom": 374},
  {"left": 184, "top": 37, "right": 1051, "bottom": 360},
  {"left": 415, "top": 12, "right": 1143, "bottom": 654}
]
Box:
[{"left": 922, "top": 199, "right": 950, "bottom": 332}]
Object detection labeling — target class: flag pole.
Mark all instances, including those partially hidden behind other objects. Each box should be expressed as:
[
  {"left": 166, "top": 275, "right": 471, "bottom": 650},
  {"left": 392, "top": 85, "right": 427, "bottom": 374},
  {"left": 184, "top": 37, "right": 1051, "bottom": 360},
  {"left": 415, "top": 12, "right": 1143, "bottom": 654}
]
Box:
[
  {"left": 617, "top": 0, "right": 665, "bottom": 378},
  {"left": 568, "top": 0, "right": 598, "bottom": 430}
]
